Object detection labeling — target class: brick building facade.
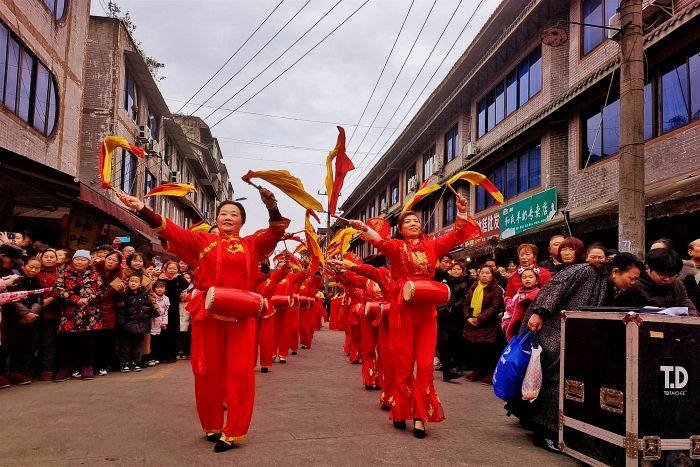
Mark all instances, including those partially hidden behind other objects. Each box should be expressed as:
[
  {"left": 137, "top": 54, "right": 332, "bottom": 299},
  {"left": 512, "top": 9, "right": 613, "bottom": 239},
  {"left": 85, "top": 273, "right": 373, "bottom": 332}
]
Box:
[{"left": 341, "top": 0, "right": 700, "bottom": 263}]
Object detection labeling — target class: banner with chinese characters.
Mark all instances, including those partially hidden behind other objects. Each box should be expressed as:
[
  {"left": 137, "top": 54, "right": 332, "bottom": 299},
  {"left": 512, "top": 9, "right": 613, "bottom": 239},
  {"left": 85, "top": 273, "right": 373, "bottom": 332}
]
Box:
[
  {"left": 464, "top": 210, "right": 500, "bottom": 248},
  {"left": 500, "top": 187, "right": 557, "bottom": 239},
  {"left": 64, "top": 210, "right": 105, "bottom": 251}
]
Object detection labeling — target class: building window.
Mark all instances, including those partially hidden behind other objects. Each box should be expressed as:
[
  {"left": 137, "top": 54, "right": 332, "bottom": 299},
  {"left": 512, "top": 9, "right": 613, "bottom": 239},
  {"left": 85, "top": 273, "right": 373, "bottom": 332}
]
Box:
[
  {"left": 582, "top": 0, "right": 619, "bottom": 55},
  {"left": 406, "top": 165, "right": 417, "bottom": 194},
  {"left": 583, "top": 98, "right": 620, "bottom": 167},
  {"left": 423, "top": 146, "right": 435, "bottom": 179},
  {"left": 42, "top": 0, "right": 67, "bottom": 21},
  {"left": 124, "top": 69, "right": 137, "bottom": 121},
  {"left": 444, "top": 194, "right": 456, "bottom": 226},
  {"left": 477, "top": 47, "right": 542, "bottom": 137},
  {"left": 390, "top": 179, "right": 399, "bottom": 205},
  {"left": 421, "top": 205, "right": 435, "bottom": 233},
  {"left": 144, "top": 170, "right": 156, "bottom": 209},
  {"left": 368, "top": 202, "right": 375, "bottom": 218},
  {"left": 0, "top": 24, "right": 59, "bottom": 136},
  {"left": 120, "top": 149, "right": 137, "bottom": 195},
  {"left": 476, "top": 144, "right": 541, "bottom": 211},
  {"left": 444, "top": 124, "right": 459, "bottom": 163},
  {"left": 148, "top": 106, "right": 159, "bottom": 140},
  {"left": 379, "top": 192, "right": 387, "bottom": 212}
]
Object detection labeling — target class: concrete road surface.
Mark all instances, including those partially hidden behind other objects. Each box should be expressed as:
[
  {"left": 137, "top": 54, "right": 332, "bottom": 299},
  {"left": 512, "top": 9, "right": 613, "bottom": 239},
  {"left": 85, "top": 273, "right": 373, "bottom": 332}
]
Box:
[{"left": 0, "top": 325, "right": 576, "bottom": 466}]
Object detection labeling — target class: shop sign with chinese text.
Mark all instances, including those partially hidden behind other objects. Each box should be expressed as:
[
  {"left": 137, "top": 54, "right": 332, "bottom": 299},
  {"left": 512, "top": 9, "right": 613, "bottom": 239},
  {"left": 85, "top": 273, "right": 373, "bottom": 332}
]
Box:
[
  {"left": 464, "top": 210, "right": 500, "bottom": 248},
  {"left": 500, "top": 187, "right": 557, "bottom": 239}
]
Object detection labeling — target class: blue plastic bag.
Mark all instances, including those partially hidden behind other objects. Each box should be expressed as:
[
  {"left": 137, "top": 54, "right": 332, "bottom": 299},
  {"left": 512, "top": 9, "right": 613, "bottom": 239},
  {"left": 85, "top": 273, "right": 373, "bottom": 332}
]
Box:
[{"left": 493, "top": 329, "right": 535, "bottom": 402}]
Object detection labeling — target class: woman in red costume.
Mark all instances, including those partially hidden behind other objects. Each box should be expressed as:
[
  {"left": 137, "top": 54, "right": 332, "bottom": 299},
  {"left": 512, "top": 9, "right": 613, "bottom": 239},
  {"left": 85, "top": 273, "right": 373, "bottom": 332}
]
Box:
[
  {"left": 349, "top": 194, "right": 479, "bottom": 438},
  {"left": 117, "top": 189, "right": 289, "bottom": 452}
]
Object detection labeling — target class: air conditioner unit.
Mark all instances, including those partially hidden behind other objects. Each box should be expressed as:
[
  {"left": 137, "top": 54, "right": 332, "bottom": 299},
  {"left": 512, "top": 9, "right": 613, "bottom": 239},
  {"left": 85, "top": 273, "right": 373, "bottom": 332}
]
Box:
[
  {"left": 608, "top": 12, "right": 621, "bottom": 39},
  {"left": 146, "top": 139, "right": 160, "bottom": 155},
  {"left": 137, "top": 125, "right": 150, "bottom": 141},
  {"left": 169, "top": 171, "right": 178, "bottom": 183},
  {"left": 465, "top": 141, "right": 477, "bottom": 157},
  {"left": 434, "top": 160, "right": 444, "bottom": 174}
]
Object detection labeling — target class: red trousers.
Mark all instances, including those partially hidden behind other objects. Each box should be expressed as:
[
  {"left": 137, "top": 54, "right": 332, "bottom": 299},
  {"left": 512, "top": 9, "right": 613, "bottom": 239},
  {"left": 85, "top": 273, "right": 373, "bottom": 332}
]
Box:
[
  {"left": 360, "top": 314, "right": 380, "bottom": 387},
  {"left": 258, "top": 314, "right": 275, "bottom": 369},
  {"left": 274, "top": 307, "right": 290, "bottom": 359},
  {"left": 348, "top": 304, "right": 362, "bottom": 363},
  {"left": 389, "top": 305, "right": 445, "bottom": 423},
  {"left": 289, "top": 305, "right": 300, "bottom": 353},
  {"left": 191, "top": 316, "right": 256, "bottom": 442},
  {"left": 299, "top": 307, "right": 312, "bottom": 348},
  {"left": 378, "top": 319, "right": 394, "bottom": 409}
]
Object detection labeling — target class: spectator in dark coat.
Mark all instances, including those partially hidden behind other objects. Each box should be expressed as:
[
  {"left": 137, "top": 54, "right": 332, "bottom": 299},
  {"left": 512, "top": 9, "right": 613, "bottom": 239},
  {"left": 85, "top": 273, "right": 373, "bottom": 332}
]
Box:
[
  {"left": 117, "top": 275, "right": 157, "bottom": 372},
  {"left": 463, "top": 265, "right": 504, "bottom": 384},
  {"left": 94, "top": 251, "right": 125, "bottom": 375},
  {"left": 683, "top": 239, "right": 700, "bottom": 312},
  {"left": 538, "top": 234, "right": 566, "bottom": 274},
  {"left": 616, "top": 248, "right": 698, "bottom": 316}
]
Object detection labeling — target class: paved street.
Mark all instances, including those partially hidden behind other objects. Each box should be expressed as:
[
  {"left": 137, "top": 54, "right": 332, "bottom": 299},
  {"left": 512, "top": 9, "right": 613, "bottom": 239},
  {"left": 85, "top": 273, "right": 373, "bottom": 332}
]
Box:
[{"left": 0, "top": 326, "right": 576, "bottom": 466}]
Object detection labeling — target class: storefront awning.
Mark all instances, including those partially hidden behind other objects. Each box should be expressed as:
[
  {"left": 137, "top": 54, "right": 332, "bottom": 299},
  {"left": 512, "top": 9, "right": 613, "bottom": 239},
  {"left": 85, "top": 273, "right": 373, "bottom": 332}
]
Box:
[{"left": 78, "top": 183, "right": 163, "bottom": 252}]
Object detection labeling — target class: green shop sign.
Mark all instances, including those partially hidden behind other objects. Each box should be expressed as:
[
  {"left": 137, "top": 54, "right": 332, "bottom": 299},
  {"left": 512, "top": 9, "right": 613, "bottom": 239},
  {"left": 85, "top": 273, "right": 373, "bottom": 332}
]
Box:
[{"left": 500, "top": 187, "right": 557, "bottom": 239}]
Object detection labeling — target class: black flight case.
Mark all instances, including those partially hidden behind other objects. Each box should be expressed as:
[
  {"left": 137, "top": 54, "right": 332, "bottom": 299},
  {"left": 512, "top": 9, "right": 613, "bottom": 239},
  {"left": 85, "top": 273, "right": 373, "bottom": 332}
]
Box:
[{"left": 559, "top": 309, "right": 700, "bottom": 466}]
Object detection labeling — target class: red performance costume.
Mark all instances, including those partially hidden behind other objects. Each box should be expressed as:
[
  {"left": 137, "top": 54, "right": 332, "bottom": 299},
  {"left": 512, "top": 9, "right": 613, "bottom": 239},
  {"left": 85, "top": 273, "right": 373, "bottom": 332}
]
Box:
[
  {"left": 354, "top": 264, "right": 393, "bottom": 409},
  {"left": 136, "top": 204, "right": 289, "bottom": 445},
  {"left": 368, "top": 215, "right": 480, "bottom": 425},
  {"left": 337, "top": 271, "right": 366, "bottom": 364},
  {"left": 276, "top": 269, "right": 306, "bottom": 361},
  {"left": 298, "top": 274, "right": 322, "bottom": 349},
  {"left": 257, "top": 266, "right": 289, "bottom": 372}
]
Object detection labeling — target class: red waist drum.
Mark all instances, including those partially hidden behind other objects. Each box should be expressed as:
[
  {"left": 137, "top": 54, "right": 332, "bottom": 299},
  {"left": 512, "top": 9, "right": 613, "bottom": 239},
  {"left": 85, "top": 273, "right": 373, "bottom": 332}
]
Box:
[
  {"left": 365, "top": 301, "right": 389, "bottom": 320},
  {"left": 204, "top": 287, "right": 264, "bottom": 321},
  {"left": 402, "top": 280, "right": 450, "bottom": 308},
  {"left": 271, "top": 295, "right": 292, "bottom": 308}
]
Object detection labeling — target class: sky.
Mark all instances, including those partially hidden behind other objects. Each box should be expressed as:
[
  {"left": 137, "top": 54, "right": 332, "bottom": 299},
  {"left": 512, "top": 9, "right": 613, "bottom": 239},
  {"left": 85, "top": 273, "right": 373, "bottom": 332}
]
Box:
[{"left": 90, "top": 0, "right": 502, "bottom": 234}]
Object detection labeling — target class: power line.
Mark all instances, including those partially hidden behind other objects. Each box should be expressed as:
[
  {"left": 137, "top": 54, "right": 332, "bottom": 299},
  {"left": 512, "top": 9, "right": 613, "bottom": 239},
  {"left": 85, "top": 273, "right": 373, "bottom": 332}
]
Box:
[
  {"left": 175, "top": 0, "right": 284, "bottom": 114},
  {"left": 347, "top": 0, "right": 437, "bottom": 163},
  {"left": 209, "top": 0, "right": 370, "bottom": 129},
  {"left": 345, "top": 0, "right": 487, "bottom": 191},
  {"left": 166, "top": 97, "right": 399, "bottom": 129},
  {"left": 215, "top": 136, "right": 379, "bottom": 155},
  {"left": 222, "top": 155, "right": 326, "bottom": 166},
  {"left": 346, "top": 0, "right": 415, "bottom": 148},
  {"left": 202, "top": 0, "right": 343, "bottom": 121},
  {"left": 347, "top": 0, "right": 465, "bottom": 184},
  {"left": 191, "top": 0, "right": 312, "bottom": 116}
]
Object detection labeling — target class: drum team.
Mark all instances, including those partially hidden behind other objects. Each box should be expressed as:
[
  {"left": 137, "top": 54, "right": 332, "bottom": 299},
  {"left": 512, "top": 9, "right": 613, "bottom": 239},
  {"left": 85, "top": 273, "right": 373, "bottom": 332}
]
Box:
[{"left": 116, "top": 188, "right": 480, "bottom": 452}]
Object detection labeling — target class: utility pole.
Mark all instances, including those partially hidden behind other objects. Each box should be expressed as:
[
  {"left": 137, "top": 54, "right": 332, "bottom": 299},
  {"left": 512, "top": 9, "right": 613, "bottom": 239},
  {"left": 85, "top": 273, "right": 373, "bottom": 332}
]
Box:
[{"left": 617, "top": 0, "right": 645, "bottom": 257}]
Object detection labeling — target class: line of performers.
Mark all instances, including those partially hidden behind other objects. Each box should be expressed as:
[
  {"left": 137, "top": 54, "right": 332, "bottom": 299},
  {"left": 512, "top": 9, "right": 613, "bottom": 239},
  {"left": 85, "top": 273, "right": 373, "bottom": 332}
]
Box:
[
  {"left": 324, "top": 194, "right": 480, "bottom": 439},
  {"left": 115, "top": 188, "right": 480, "bottom": 451}
]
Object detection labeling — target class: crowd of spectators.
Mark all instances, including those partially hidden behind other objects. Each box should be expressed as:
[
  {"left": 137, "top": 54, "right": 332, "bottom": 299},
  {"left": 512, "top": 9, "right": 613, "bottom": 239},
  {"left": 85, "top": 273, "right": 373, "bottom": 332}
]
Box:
[
  {"left": 0, "top": 232, "right": 194, "bottom": 389},
  {"left": 432, "top": 234, "right": 700, "bottom": 453}
]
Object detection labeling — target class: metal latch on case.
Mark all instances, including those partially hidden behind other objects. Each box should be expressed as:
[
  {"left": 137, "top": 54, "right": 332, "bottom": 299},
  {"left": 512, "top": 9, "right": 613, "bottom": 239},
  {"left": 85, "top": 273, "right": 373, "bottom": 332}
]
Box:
[
  {"left": 564, "top": 379, "right": 584, "bottom": 403},
  {"left": 600, "top": 387, "right": 624, "bottom": 414},
  {"left": 642, "top": 436, "right": 661, "bottom": 461},
  {"left": 691, "top": 435, "right": 700, "bottom": 460}
]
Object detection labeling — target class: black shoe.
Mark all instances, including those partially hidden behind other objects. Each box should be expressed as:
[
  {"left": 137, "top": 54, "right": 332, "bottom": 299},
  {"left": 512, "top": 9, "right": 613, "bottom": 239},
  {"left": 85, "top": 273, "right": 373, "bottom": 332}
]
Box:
[
  {"left": 413, "top": 419, "right": 426, "bottom": 439},
  {"left": 261, "top": 367, "right": 269, "bottom": 373},
  {"left": 213, "top": 439, "right": 234, "bottom": 452},
  {"left": 365, "top": 384, "right": 373, "bottom": 391},
  {"left": 393, "top": 420, "right": 406, "bottom": 430},
  {"left": 534, "top": 434, "right": 562, "bottom": 454},
  {"left": 351, "top": 359, "right": 361, "bottom": 364},
  {"left": 443, "top": 370, "right": 463, "bottom": 382},
  {"left": 205, "top": 432, "right": 221, "bottom": 443},
  {"left": 291, "top": 351, "right": 297, "bottom": 355},
  {"left": 279, "top": 358, "right": 287, "bottom": 364}
]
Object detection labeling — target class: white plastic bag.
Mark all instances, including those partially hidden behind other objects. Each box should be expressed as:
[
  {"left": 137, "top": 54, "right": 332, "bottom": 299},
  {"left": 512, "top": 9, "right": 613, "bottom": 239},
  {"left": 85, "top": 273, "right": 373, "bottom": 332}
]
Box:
[{"left": 521, "top": 343, "right": 542, "bottom": 402}]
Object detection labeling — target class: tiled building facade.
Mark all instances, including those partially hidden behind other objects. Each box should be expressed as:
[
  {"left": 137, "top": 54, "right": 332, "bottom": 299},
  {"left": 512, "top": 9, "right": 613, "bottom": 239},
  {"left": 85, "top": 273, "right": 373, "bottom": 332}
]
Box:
[{"left": 342, "top": 0, "right": 700, "bottom": 262}]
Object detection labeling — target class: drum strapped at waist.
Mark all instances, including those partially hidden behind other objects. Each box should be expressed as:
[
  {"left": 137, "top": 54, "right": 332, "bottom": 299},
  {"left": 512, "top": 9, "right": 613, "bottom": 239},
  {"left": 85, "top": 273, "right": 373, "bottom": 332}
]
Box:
[
  {"left": 295, "top": 294, "right": 314, "bottom": 309},
  {"left": 270, "top": 295, "right": 292, "bottom": 309},
  {"left": 402, "top": 280, "right": 450, "bottom": 308},
  {"left": 204, "top": 287, "right": 265, "bottom": 322},
  {"left": 365, "top": 301, "right": 390, "bottom": 320}
]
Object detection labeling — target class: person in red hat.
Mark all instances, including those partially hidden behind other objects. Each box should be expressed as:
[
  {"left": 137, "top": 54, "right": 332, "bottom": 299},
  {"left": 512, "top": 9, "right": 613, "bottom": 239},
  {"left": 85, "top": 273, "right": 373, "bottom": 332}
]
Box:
[
  {"left": 117, "top": 189, "right": 288, "bottom": 453},
  {"left": 349, "top": 194, "right": 480, "bottom": 439}
]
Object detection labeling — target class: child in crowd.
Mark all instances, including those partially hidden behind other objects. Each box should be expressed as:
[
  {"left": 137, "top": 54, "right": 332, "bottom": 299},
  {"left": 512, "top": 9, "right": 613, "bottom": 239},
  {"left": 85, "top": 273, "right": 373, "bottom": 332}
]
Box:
[
  {"left": 6, "top": 257, "right": 43, "bottom": 384},
  {"left": 177, "top": 272, "right": 194, "bottom": 360},
  {"left": 117, "top": 275, "right": 157, "bottom": 372},
  {"left": 145, "top": 280, "right": 169, "bottom": 367},
  {"left": 503, "top": 268, "right": 541, "bottom": 341},
  {"left": 125, "top": 253, "right": 152, "bottom": 289}
]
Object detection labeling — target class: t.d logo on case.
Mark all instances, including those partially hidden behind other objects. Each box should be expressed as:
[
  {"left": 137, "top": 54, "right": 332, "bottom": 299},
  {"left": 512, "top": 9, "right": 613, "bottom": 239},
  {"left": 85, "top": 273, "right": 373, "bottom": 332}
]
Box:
[{"left": 658, "top": 358, "right": 691, "bottom": 399}]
